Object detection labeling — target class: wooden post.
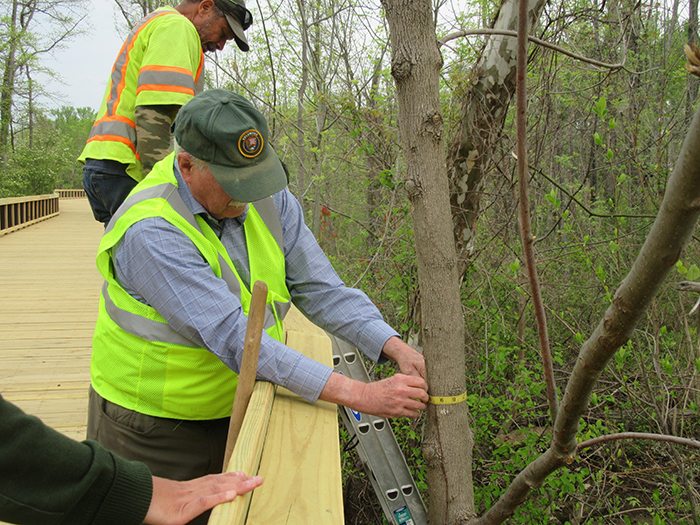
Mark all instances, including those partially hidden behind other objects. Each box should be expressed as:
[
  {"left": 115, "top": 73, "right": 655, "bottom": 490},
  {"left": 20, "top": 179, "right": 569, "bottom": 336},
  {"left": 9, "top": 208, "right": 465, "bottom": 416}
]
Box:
[{"left": 223, "top": 280, "right": 268, "bottom": 468}]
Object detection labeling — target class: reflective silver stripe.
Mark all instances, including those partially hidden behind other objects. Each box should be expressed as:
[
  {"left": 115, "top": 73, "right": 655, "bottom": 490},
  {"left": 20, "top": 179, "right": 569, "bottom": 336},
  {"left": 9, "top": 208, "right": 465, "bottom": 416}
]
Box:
[
  {"left": 88, "top": 119, "right": 136, "bottom": 144},
  {"left": 251, "top": 197, "right": 283, "bottom": 251},
  {"left": 137, "top": 70, "right": 196, "bottom": 92},
  {"left": 105, "top": 183, "right": 175, "bottom": 235},
  {"left": 275, "top": 300, "right": 291, "bottom": 320},
  {"left": 249, "top": 197, "right": 289, "bottom": 322},
  {"left": 103, "top": 281, "right": 198, "bottom": 346}
]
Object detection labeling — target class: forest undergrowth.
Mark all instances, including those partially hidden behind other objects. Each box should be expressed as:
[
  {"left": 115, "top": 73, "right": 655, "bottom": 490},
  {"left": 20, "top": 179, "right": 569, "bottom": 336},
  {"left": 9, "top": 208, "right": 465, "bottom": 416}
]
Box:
[{"left": 333, "top": 170, "right": 700, "bottom": 524}]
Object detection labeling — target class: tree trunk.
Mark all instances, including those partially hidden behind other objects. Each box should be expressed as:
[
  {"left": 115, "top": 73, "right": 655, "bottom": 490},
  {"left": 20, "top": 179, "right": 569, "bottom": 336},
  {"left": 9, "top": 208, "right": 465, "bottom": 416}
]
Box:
[
  {"left": 295, "top": 0, "right": 309, "bottom": 221},
  {"left": 0, "top": 0, "right": 19, "bottom": 153},
  {"left": 310, "top": 8, "right": 327, "bottom": 239},
  {"left": 446, "top": 0, "right": 547, "bottom": 271},
  {"left": 26, "top": 63, "right": 33, "bottom": 148},
  {"left": 381, "top": 1, "right": 474, "bottom": 523}
]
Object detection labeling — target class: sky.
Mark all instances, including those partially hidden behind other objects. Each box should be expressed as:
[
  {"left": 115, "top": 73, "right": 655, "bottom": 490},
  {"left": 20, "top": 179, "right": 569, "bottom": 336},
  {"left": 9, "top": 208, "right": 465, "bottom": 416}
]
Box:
[{"left": 37, "top": 0, "right": 125, "bottom": 112}]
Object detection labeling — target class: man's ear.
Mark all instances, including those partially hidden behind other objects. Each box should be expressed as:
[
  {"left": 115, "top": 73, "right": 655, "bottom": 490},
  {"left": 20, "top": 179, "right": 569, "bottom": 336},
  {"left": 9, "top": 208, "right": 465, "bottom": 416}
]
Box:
[
  {"left": 197, "top": 0, "right": 215, "bottom": 17},
  {"left": 178, "top": 153, "right": 194, "bottom": 183}
]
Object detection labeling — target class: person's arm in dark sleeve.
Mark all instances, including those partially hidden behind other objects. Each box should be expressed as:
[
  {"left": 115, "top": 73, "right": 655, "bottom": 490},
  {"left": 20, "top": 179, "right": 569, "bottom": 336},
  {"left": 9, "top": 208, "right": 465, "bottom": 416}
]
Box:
[
  {"left": 0, "top": 393, "right": 152, "bottom": 525},
  {"left": 135, "top": 105, "right": 180, "bottom": 175}
]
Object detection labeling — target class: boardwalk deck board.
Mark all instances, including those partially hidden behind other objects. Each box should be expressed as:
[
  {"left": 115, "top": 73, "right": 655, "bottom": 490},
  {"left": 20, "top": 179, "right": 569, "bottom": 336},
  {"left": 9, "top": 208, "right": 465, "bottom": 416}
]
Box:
[{"left": 0, "top": 198, "right": 103, "bottom": 443}]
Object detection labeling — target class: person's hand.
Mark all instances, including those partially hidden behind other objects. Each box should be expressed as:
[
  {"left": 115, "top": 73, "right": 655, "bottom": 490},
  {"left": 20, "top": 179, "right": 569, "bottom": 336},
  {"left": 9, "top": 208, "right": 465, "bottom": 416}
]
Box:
[
  {"left": 320, "top": 372, "right": 428, "bottom": 419},
  {"left": 144, "top": 471, "right": 263, "bottom": 525},
  {"left": 381, "top": 336, "right": 426, "bottom": 379},
  {"left": 358, "top": 374, "right": 429, "bottom": 418}
]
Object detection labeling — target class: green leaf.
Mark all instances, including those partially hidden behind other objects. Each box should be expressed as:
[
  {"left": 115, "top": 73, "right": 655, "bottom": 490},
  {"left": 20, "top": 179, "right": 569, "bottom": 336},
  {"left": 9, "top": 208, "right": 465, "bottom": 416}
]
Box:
[
  {"left": 607, "top": 148, "right": 614, "bottom": 160},
  {"left": 594, "top": 96, "right": 607, "bottom": 118},
  {"left": 687, "top": 264, "right": 700, "bottom": 281},
  {"left": 545, "top": 188, "right": 561, "bottom": 208},
  {"left": 608, "top": 118, "right": 617, "bottom": 130},
  {"left": 615, "top": 348, "right": 626, "bottom": 365},
  {"left": 596, "top": 265, "right": 605, "bottom": 282},
  {"left": 594, "top": 132, "right": 603, "bottom": 146},
  {"left": 509, "top": 259, "right": 520, "bottom": 274}
]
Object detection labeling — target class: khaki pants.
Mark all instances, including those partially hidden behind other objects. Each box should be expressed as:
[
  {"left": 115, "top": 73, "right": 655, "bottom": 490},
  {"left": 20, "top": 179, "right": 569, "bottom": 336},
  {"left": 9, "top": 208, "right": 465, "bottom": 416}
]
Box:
[{"left": 87, "top": 386, "right": 230, "bottom": 525}]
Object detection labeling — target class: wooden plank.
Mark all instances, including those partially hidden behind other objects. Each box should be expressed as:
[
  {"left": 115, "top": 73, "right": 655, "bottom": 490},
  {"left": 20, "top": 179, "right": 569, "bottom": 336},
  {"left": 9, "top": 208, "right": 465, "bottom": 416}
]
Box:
[
  {"left": 208, "top": 309, "right": 343, "bottom": 525},
  {"left": 246, "top": 329, "right": 343, "bottom": 525},
  {"left": 208, "top": 381, "right": 276, "bottom": 525}
]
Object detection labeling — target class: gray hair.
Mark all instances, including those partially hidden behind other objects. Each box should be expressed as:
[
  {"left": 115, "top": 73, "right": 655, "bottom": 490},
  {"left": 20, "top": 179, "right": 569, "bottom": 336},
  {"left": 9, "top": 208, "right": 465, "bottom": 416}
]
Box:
[{"left": 173, "top": 139, "right": 209, "bottom": 172}]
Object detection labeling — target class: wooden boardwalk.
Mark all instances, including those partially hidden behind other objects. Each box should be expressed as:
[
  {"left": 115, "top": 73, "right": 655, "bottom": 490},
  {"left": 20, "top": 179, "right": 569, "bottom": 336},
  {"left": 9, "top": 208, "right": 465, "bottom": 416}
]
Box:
[
  {"left": 0, "top": 198, "right": 104, "bottom": 440},
  {"left": 0, "top": 197, "right": 343, "bottom": 524}
]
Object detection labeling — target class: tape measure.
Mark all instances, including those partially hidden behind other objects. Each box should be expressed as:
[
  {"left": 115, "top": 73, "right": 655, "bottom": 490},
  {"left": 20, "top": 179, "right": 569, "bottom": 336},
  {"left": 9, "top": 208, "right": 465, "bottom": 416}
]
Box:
[{"left": 428, "top": 392, "right": 467, "bottom": 405}]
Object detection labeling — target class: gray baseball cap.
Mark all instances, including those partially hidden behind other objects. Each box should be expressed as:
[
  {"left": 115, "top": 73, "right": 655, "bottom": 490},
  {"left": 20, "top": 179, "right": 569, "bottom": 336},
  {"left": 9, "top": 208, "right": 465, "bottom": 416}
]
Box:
[
  {"left": 172, "top": 89, "right": 287, "bottom": 202},
  {"left": 213, "top": 0, "right": 252, "bottom": 51}
]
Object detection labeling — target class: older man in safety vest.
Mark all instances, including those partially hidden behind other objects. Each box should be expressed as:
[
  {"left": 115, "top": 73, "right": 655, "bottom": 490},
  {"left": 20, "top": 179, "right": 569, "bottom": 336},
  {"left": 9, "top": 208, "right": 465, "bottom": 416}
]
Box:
[
  {"left": 87, "top": 89, "right": 429, "bottom": 525},
  {"left": 80, "top": 0, "right": 252, "bottom": 226}
]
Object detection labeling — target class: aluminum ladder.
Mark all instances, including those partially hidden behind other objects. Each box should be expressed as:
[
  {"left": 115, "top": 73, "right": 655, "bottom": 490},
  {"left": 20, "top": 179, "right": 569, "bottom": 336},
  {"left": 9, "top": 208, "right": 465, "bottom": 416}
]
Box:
[{"left": 328, "top": 333, "right": 428, "bottom": 525}]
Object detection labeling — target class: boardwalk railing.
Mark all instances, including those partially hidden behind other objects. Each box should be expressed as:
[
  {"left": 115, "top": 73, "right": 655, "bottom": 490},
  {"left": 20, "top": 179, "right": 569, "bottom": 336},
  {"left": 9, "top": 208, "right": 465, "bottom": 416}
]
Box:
[
  {"left": 55, "top": 189, "right": 86, "bottom": 199},
  {"left": 0, "top": 189, "right": 86, "bottom": 237},
  {"left": 0, "top": 193, "right": 60, "bottom": 237}
]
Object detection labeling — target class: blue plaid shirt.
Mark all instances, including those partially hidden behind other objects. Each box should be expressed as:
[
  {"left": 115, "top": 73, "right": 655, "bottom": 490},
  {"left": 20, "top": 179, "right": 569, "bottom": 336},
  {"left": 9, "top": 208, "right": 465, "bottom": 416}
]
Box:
[{"left": 113, "top": 159, "right": 398, "bottom": 404}]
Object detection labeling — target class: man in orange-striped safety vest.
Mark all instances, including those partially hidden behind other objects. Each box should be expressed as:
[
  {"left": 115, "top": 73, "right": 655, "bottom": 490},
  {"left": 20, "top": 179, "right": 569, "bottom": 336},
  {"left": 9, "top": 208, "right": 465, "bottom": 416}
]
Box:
[{"left": 80, "top": 0, "right": 252, "bottom": 226}]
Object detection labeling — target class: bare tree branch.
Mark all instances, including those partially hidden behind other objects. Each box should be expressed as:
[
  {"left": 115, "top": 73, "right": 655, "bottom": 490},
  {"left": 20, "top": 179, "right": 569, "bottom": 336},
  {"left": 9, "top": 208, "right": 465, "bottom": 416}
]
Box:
[
  {"left": 515, "top": 0, "right": 558, "bottom": 423},
  {"left": 473, "top": 78, "right": 700, "bottom": 525},
  {"left": 577, "top": 432, "right": 700, "bottom": 451},
  {"left": 439, "top": 29, "right": 625, "bottom": 71}
]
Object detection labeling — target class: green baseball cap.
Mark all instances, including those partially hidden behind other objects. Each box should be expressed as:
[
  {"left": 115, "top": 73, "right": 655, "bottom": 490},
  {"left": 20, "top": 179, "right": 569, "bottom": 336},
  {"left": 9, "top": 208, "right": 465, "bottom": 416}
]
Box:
[{"left": 172, "top": 89, "right": 287, "bottom": 203}]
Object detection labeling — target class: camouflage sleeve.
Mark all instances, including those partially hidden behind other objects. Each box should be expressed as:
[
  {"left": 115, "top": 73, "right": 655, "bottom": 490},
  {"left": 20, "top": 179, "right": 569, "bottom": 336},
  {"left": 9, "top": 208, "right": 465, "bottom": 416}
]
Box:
[{"left": 135, "top": 104, "right": 180, "bottom": 175}]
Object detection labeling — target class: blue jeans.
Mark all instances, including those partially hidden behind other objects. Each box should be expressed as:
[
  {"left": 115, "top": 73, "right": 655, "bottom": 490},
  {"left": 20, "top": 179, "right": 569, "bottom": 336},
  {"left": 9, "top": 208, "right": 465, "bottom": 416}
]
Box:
[{"left": 82, "top": 168, "right": 138, "bottom": 226}]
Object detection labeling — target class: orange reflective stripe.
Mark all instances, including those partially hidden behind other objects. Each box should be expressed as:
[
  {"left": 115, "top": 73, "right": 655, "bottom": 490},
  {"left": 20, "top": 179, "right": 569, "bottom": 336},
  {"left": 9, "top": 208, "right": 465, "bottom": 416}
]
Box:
[
  {"left": 139, "top": 64, "right": 194, "bottom": 75},
  {"left": 137, "top": 65, "right": 197, "bottom": 94},
  {"left": 135, "top": 84, "right": 196, "bottom": 97},
  {"left": 194, "top": 50, "right": 204, "bottom": 83},
  {"left": 94, "top": 114, "right": 136, "bottom": 128},
  {"left": 88, "top": 115, "right": 137, "bottom": 147},
  {"left": 87, "top": 134, "right": 140, "bottom": 160},
  {"left": 109, "top": 11, "right": 175, "bottom": 117}
]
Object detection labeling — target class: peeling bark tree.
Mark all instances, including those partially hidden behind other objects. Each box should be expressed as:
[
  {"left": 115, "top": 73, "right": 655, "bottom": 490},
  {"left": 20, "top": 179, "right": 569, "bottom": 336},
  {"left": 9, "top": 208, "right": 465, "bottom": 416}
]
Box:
[
  {"left": 381, "top": 0, "right": 474, "bottom": 523},
  {"left": 446, "top": 0, "right": 547, "bottom": 269}
]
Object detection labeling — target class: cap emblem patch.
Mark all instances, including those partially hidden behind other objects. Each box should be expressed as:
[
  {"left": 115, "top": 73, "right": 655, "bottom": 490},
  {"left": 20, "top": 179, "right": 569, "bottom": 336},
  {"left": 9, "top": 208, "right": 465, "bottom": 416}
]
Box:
[{"left": 239, "top": 129, "right": 264, "bottom": 158}]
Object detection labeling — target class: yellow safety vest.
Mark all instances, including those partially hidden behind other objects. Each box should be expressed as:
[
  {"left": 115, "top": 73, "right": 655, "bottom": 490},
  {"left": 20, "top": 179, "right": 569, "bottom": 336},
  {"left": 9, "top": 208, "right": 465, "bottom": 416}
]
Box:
[
  {"left": 90, "top": 153, "right": 291, "bottom": 420},
  {"left": 79, "top": 7, "right": 204, "bottom": 182}
]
